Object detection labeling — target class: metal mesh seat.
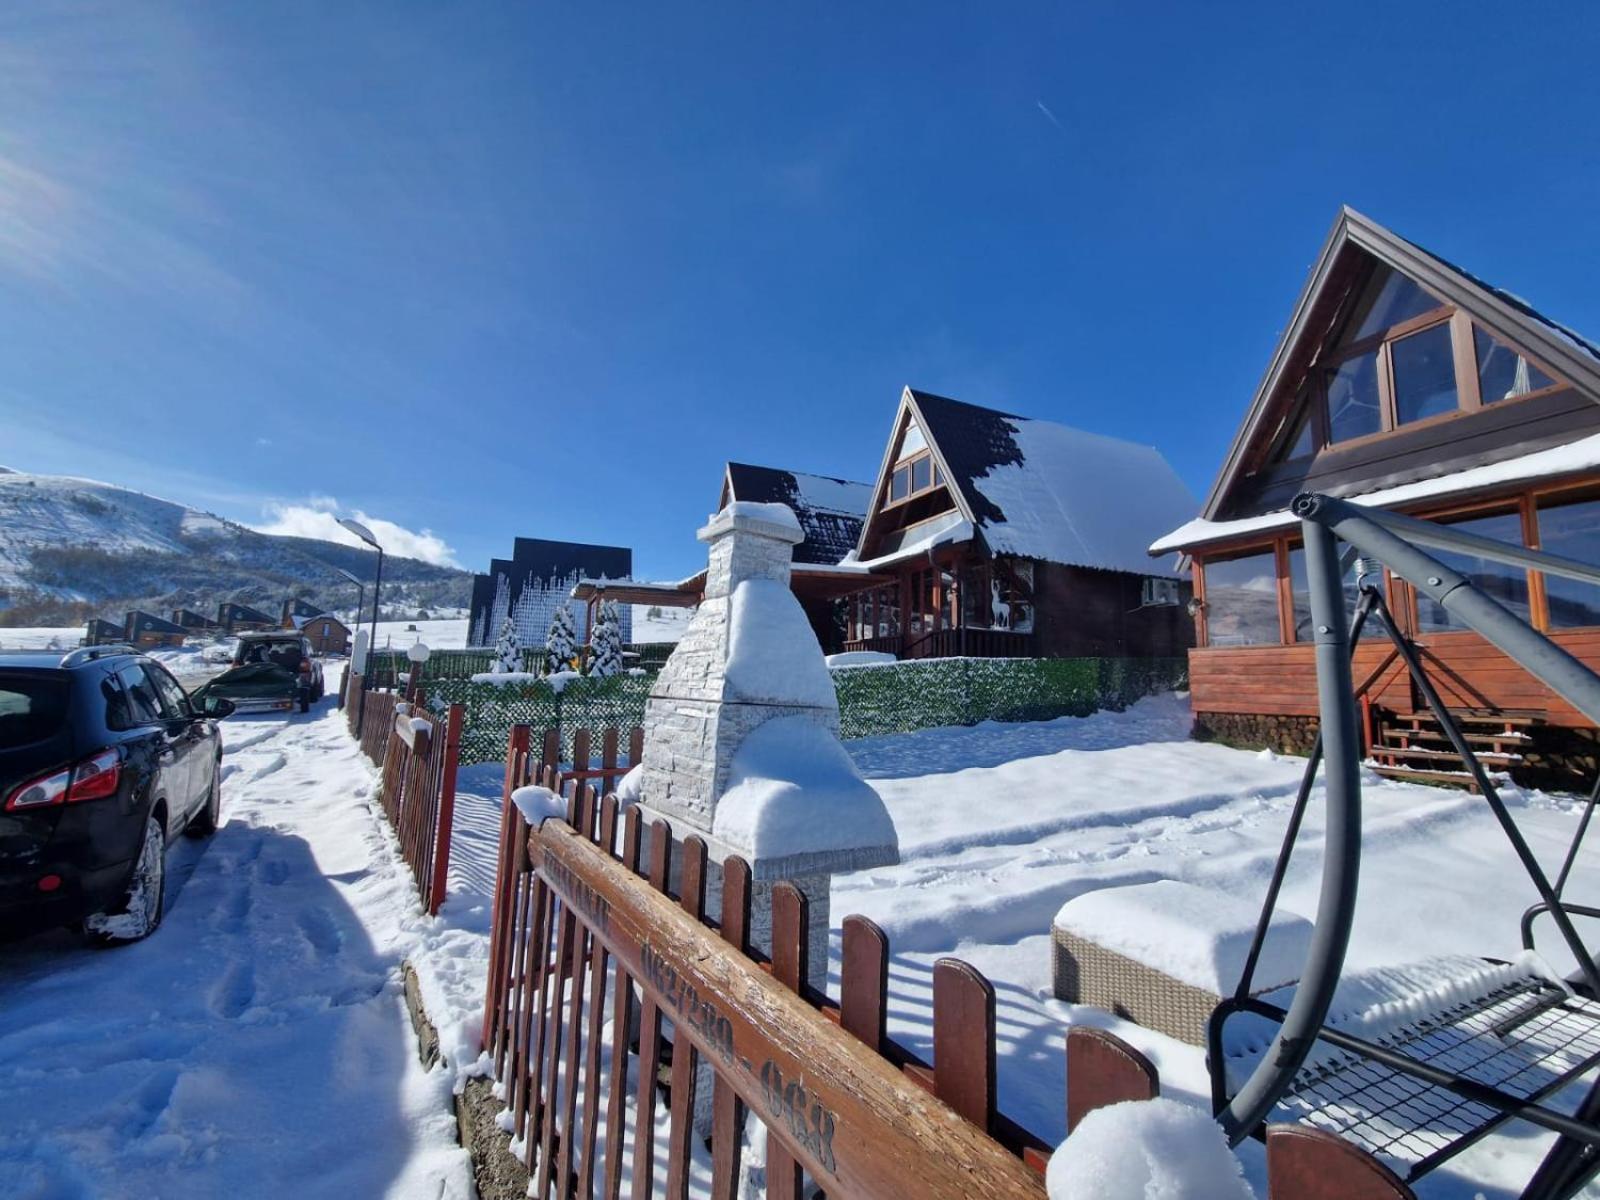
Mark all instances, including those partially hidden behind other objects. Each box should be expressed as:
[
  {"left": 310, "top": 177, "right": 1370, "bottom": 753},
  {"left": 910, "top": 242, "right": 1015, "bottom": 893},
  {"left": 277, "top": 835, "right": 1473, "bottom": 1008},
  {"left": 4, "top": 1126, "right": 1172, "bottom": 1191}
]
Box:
[{"left": 1252, "top": 976, "right": 1600, "bottom": 1181}]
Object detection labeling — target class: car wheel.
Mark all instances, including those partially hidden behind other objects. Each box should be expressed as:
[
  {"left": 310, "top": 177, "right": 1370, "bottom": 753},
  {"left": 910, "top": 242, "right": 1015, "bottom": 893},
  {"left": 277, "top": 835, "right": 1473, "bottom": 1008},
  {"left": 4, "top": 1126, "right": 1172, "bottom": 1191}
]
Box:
[
  {"left": 85, "top": 816, "right": 166, "bottom": 945},
  {"left": 186, "top": 767, "right": 221, "bottom": 838}
]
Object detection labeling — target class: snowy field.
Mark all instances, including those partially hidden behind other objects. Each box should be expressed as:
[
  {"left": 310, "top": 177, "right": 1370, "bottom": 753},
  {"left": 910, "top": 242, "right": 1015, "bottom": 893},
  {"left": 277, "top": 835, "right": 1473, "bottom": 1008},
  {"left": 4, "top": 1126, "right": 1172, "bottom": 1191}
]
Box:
[{"left": 5, "top": 683, "right": 1598, "bottom": 1198}]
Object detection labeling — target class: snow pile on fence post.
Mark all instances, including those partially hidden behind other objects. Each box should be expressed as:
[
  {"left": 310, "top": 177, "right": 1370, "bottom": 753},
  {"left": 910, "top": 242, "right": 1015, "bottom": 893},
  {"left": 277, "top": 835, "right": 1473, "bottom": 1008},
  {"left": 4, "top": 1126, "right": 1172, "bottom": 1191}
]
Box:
[{"left": 1046, "top": 1099, "right": 1255, "bottom": 1200}]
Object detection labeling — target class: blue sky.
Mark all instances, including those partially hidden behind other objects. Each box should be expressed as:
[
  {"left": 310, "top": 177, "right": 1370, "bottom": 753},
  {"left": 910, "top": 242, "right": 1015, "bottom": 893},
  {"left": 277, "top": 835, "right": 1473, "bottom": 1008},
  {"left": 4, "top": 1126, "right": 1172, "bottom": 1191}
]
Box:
[{"left": 3, "top": 3, "right": 1598, "bottom": 579}]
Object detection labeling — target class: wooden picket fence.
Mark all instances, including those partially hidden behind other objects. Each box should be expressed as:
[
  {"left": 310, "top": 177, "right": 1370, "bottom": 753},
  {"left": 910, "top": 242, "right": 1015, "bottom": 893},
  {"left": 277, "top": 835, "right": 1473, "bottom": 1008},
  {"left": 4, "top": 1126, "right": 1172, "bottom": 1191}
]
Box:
[
  {"left": 343, "top": 670, "right": 464, "bottom": 916},
  {"left": 478, "top": 723, "right": 1414, "bottom": 1199}
]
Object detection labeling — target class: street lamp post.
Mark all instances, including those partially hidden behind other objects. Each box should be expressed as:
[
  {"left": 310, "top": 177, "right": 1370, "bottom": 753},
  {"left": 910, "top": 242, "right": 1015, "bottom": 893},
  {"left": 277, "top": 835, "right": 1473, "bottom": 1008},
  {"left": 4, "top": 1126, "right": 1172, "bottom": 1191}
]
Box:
[
  {"left": 333, "top": 566, "right": 365, "bottom": 639},
  {"left": 337, "top": 518, "right": 385, "bottom": 691}
]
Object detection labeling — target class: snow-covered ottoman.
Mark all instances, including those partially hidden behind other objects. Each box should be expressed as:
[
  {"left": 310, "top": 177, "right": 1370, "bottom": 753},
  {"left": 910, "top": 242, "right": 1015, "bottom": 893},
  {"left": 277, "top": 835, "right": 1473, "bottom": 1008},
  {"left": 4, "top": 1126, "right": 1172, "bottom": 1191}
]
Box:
[{"left": 1052, "top": 880, "right": 1313, "bottom": 1045}]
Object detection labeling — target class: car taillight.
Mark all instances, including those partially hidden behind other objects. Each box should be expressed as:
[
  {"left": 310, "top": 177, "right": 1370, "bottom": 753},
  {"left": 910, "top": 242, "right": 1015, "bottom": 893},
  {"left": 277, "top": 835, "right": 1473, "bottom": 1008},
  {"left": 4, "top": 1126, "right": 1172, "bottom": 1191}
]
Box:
[
  {"left": 3, "top": 749, "right": 122, "bottom": 812},
  {"left": 4, "top": 765, "right": 71, "bottom": 812},
  {"left": 68, "top": 749, "right": 122, "bottom": 803}
]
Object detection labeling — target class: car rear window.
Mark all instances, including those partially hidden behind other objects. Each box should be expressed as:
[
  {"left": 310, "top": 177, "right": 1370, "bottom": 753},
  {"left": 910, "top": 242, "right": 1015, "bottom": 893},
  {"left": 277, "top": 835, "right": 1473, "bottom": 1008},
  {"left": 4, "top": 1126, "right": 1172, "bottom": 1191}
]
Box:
[{"left": 0, "top": 673, "right": 71, "bottom": 748}]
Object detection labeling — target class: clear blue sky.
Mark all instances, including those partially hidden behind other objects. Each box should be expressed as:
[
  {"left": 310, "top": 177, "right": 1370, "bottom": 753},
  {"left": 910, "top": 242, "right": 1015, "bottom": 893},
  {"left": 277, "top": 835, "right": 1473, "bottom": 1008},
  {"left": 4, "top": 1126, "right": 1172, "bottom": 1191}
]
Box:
[{"left": 4, "top": 3, "right": 1598, "bottom": 579}]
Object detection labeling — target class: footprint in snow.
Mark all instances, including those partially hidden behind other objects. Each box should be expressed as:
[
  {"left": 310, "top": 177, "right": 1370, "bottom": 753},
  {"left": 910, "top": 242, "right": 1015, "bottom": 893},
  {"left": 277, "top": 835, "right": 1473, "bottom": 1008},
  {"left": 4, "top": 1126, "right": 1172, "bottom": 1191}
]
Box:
[
  {"left": 294, "top": 907, "right": 341, "bottom": 959},
  {"left": 120, "top": 1066, "right": 180, "bottom": 1139},
  {"left": 260, "top": 859, "right": 290, "bottom": 887},
  {"left": 210, "top": 959, "right": 256, "bottom": 1020}
]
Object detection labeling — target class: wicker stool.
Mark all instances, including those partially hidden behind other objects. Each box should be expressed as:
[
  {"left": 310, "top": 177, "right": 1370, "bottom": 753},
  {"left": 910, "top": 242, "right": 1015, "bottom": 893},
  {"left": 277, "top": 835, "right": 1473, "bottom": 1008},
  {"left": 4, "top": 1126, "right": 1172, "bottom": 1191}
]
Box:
[{"left": 1052, "top": 880, "right": 1313, "bottom": 1045}]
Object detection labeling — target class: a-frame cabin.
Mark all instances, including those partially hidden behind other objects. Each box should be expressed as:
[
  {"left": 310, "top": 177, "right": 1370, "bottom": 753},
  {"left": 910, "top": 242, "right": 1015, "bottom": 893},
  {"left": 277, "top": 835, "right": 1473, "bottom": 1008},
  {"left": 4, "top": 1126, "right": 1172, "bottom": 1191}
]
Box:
[
  {"left": 1153, "top": 207, "right": 1600, "bottom": 788},
  {"left": 840, "top": 388, "right": 1195, "bottom": 660}
]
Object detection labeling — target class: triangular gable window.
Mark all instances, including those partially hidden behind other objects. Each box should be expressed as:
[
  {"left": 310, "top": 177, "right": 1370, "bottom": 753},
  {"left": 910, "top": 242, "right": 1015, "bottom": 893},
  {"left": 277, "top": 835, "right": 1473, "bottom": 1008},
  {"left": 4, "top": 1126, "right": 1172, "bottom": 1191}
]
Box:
[
  {"left": 1348, "top": 267, "right": 1443, "bottom": 341},
  {"left": 897, "top": 418, "right": 928, "bottom": 460},
  {"left": 1474, "top": 327, "right": 1557, "bottom": 403}
]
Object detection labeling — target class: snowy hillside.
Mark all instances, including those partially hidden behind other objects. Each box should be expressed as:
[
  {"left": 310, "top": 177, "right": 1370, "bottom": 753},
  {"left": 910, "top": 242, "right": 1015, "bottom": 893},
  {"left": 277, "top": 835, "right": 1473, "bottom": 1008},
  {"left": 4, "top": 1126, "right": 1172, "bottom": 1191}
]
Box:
[{"left": 0, "top": 470, "right": 470, "bottom": 626}]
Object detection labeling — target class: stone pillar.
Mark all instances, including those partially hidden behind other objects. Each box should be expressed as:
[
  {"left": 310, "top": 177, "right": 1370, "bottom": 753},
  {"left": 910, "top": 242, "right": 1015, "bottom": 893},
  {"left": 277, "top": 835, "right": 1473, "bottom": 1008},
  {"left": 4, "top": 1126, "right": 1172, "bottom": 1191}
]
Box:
[
  {"left": 634, "top": 502, "right": 899, "bottom": 1147},
  {"left": 635, "top": 501, "right": 898, "bottom": 990}
]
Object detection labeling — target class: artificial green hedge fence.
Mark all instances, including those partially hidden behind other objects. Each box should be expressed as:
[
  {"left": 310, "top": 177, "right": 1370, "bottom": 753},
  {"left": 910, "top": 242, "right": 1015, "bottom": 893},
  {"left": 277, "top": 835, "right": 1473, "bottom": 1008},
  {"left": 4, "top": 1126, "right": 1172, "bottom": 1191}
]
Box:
[
  {"left": 417, "top": 655, "right": 1187, "bottom": 765},
  {"left": 829, "top": 656, "right": 1188, "bottom": 741},
  {"left": 367, "top": 642, "right": 681, "bottom": 691},
  {"left": 422, "top": 671, "right": 656, "bottom": 765}
]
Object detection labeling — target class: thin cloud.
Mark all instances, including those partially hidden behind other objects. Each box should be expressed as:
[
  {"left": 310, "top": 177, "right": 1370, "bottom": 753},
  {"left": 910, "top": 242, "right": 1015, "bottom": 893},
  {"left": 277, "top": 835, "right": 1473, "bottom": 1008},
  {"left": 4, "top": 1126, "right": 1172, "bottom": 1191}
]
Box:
[
  {"left": 1036, "top": 99, "right": 1067, "bottom": 135},
  {"left": 251, "top": 497, "right": 461, "bottom": 568}
]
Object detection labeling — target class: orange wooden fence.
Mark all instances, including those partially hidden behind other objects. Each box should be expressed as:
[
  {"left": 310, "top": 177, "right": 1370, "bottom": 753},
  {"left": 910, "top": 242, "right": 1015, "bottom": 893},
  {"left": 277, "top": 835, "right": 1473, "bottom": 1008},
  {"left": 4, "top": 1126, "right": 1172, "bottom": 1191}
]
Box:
[
  {"left": 477, "top": 723, "right": 1415, "bottom": 1199},
  {"left": 345, "top": 671, "right": 463, "bottom": 916}
]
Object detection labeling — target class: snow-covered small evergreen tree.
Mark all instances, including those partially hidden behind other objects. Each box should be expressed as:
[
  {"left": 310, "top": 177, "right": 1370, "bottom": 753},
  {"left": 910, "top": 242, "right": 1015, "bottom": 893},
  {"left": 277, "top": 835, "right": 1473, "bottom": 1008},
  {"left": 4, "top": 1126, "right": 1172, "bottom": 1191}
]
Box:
[
  {"left": 492, "top": 613, "right": 521, "bottom": 674},
  {"left": 588, "top": 600, "right": 623, "bottom": 678},
  {"left": 545, "top": 605, "right": 577, "bottom": 674}
]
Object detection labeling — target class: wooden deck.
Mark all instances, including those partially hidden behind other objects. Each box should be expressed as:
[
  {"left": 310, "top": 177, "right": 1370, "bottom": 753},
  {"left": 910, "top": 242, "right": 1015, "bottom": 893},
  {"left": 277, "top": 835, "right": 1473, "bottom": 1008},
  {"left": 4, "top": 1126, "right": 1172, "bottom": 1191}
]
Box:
[{"left": 1191, "top": 626, "right": 1600, "bottom": 727}]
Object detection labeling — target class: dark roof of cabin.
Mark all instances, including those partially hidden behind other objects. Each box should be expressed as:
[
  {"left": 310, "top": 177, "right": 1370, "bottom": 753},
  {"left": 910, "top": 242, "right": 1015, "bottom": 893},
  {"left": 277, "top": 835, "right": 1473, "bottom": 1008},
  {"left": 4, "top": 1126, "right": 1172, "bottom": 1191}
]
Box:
[
  {"left": 725, "top": 462, "right": 871, "bottom": 566},
  {"left": 898, "top": 389, "right": 1195, "bottom": 576},
  {"left": 904, "top": 391, "right": 1026, "bottom": 527},
  {"left": 223, "top": 603, "right": 275, "bottom": 621},
  {"left": 129, "top": 611, "right": 186, "bottom": 635}
]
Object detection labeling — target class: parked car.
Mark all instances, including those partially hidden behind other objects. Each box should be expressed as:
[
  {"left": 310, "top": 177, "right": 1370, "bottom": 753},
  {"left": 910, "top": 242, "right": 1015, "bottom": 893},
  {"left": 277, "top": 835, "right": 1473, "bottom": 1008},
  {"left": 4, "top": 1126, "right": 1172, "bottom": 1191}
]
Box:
[
  {"left": 193, "top": 632, "right": 324, "bottom": 715},
  {"left": 0, "top": 645, "right": 234, "bottom": 943}
]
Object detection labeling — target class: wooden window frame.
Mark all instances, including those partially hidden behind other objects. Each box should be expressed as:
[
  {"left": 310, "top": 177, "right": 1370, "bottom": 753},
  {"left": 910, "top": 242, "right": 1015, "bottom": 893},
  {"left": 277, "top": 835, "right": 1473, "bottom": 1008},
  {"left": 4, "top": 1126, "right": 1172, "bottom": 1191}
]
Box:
[
  {"left": 881, "top": 449, "right": 947, "bottom": 513},
  {"left": 1402, "top": 494, "right": 1535, "bottom": 636},
  {"left": 1276, "top": 297, "right": 1568, "bottom": 463},
  {"left": 1195, "top": 540, "right": 1288, "bottom": 649}
]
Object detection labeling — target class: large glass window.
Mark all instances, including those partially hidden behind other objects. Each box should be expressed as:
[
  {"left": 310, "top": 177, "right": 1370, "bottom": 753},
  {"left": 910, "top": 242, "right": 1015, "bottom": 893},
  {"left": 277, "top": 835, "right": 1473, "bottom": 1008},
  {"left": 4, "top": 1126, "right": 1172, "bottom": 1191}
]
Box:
[
  {"left": 1414, "top": 511, "right": 1531, "bottom": 632},
  {"left": 1392, "top": 322, "right": 1459, "bottom": 425},
  {"left": 911, "top": 456, "right": 931, "bottom": 492},
  {"left": 1287, "top": 547, "right": 1366, "bottom": 641},
  {"left": 1538, "top": 498, "right": 1600, "bottom": 629},
  {"left": 1327, "top": 350, "right": 1382, "bottom": 443},
  {"left": 890, "top": 464, "right": 910, "bottom": 502},
  {"left": 1475, "top": 328, "right": 1557, "bottom": 404},
  {"left": 1203, "top": 551, "right": 1281, "bottom": 646},
  {"left": 1352, "top": 268, "right": 1444, "bottom": 340}
]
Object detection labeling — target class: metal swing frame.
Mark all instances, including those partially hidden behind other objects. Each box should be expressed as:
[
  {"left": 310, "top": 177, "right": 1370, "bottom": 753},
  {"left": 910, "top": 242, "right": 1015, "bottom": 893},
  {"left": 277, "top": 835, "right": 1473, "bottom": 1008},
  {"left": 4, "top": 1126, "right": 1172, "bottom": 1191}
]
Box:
[{"left": 1206, "top": 492, "right": 1600, "bottom": 1200}]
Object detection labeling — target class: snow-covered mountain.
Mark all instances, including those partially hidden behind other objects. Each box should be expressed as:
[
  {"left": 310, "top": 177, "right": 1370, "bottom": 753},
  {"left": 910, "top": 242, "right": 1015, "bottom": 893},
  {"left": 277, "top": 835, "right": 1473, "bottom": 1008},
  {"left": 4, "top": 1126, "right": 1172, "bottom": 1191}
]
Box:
[{"left": 0, "top": 468, "right": 470, "bottom": 626}]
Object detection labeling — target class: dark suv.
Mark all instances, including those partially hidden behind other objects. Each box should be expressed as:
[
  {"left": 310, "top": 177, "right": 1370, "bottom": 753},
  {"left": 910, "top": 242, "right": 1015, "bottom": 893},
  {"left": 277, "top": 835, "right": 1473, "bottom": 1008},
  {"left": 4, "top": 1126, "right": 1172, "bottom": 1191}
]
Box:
[{"left": 0, "top": 645, "right": 234, "bottom": 943}]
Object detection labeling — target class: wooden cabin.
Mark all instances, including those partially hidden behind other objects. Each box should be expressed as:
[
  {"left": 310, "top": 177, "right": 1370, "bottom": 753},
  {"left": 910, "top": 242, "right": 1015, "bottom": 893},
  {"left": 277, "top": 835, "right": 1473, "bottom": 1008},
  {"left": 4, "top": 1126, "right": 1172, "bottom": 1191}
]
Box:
[
  {"left": 281, "top": 597, "right": 323, "bottom": 629},
  {"left": 838, "top": 388, "right": 1196, "bottom": 660},
  {"left": 1152, "top": 207, "right": 1600, "bottom": 789},
  {"left": 172, "top": 608, "right": 219, "bottom": 633},
  {"left": 125, "top": 610, "right": 186, "bottom": 648},
  {"left": 719, "top": 462, "right": 878, "bottom": 653},
  {"left": 296, "top": 613, "right": 351, "bottom": 655},
  {"left": 218, "top": 602, "right": 277, "bottom": 634}
]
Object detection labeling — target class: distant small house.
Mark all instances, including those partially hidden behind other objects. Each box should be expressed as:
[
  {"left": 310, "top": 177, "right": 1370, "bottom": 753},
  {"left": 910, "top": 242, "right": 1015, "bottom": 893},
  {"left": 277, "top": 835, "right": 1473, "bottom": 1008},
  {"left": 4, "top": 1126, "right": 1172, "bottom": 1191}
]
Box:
[
  {"left": 297, "top": 613, "right": 351, "bottom": 655},
  {"left": 218, "top": 602, "right": 277, "bottom": 634},
  {"left": 125, "top": 610, "right": 187, "bottom": 648},
  {"left": 172, "top": 608, "right": 219, "bottom": 633},
  {"left": 281, "top": 597, "right": 323, "bottom": 629},
  {"left": 85, "top": 618, "right": 125, "bottom": 646}
]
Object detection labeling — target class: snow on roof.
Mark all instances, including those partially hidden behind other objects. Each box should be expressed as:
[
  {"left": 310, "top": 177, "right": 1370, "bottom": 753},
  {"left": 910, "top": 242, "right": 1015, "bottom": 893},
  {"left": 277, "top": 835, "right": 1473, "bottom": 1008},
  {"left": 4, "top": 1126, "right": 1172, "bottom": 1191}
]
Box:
[
  {"left": 725, "top": 462, "right": 871, "bottom": 566},
  {"left": 844, "top": 511, "right": 973, "bottom": 571},
  {"left": 908, "top": 391, "right": 1195, "bottom": 577},
  {"left": 1152, "top": 429, "right": 1600, "bottom": 553}
]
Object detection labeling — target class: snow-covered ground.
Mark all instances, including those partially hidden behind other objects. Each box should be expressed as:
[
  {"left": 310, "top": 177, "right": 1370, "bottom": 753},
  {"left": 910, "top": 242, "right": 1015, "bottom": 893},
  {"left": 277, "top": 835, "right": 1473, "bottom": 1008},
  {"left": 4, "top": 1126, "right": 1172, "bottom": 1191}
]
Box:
[
  {"left": 0, "top": 667, "right": 474, "bottom": 1199},
  {"left": 835, "top": 694, "right": 1600, "bottom": 1199},
  {"left": 7, "top": 682, "right": 1597, "bottom": 1198},
  {"left": 448, "top": 692, "right": 1600, "bottom": 1199}
]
